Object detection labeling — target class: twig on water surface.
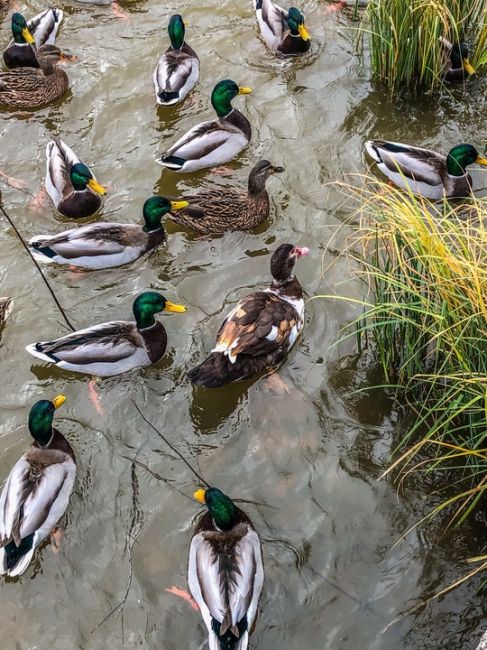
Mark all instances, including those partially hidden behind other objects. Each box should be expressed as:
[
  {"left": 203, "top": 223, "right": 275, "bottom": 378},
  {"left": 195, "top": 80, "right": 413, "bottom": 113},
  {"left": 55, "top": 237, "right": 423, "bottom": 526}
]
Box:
[{"left": 0, "top": 199, "right": 75, "bottom": 331}]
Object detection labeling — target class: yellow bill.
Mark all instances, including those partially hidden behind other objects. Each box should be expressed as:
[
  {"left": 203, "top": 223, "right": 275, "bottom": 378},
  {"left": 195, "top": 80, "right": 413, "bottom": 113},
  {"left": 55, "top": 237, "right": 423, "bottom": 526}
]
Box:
[
  {"left": 164, "top": 301, "right": 186, "bottom": 313},
  {"left": 476, "top": 156, "right": 487, "bottom": 166},
  {"left": 463, "top": 58, "right": 476, "bottom": 76},
  {"left": 193, "top": 488, "right": 207, "bottom": 504},
  {"left": 22, "top": 27, "right": 35, "bottom": 45},
  {"left": 87, "top": 178, "right": 107, "bottom": 195},
  {"left": 238, "top": 86, "right": 252, "bottom": 95},
  {"left": 52, "top": 394, "right": 66, "bottom": 409},
  {"left": 298, "top": 23, "right": 310, "bottom": 41},
  {"left": 170, "top": 200, "right": 189, "bottom": 210}
]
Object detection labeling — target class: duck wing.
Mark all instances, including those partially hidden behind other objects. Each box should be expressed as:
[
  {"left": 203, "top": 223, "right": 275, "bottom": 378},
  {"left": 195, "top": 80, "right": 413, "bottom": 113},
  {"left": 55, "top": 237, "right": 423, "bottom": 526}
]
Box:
[
  {"left": 254, "top": 0, "right": 287, "bottom": 48},
  {"left": 28, "top": 8, "right": 63, "bottom": 47},
  {"left": 154, "top": 47, "right": 198, "bottom": 102},
  {"left": 161, "top": 119, "right": 235, "bottom": 161},
  {"left": 45, "top": 139, "right": 84, "bottom": 206},
  {"left": 366, "top": 140, "right": 445, "bottom": 184}
]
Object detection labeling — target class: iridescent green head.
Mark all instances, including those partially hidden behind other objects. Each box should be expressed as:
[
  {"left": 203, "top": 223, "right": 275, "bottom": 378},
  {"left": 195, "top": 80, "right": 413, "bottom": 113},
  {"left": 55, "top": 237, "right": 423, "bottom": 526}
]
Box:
[
  {"left": 287, "top": 7, "right": 310, "bottom": 41},
  {"left": 446, "top": 144, "right": 487, "bottom": 176},
  {"left": 211, "top": 79, "right": 252, "bottom": 118},
  {"left": 11, "top": 13, "right": 35, "bottom": 45},
  {"left": 450, "top": 42, "right": 475, "bottom": 75},
  {"left": 70, "top": 163, "right": 107, "bottom": 195},
  {"left": 168, "top": 14, "right": 185, "bottom": 50},
  {"left": 142, "top": 197, "right": 189, "bottom": 232},
  {"left": 194, "top": 487, "right": 237, "bottom": 531},
  {"left": 132, "top": 291, "right": 186, "bottom": 329},
  {"left": 28, "top": 394, "right": 65, "bottom": 447}
]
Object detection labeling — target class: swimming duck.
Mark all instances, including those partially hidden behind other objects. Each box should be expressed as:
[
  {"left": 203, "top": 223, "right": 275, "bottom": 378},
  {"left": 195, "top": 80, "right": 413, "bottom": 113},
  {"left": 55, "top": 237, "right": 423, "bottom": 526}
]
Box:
[
  {"left": 153, "top": 14, "right": 199, "bottom": 106},
  {"left": 26, "top": 292, "right": 186, "bottom": 377},
  {"left": 0, "top": 45, "right": 76, "bottom": 110},
  {"left": 168, "top": 160, "right": 284, "bottom": 234},
  {"left": 3, "top": 9, "right": 63, "bottom": 69},
  {"left": 0, "top": 297, "right": 13, "bottom": 329},
  {"left": 188, "top": 243, "right": 308, "bottom": 387},
  {"left": 0, "top": 395, "right": 75, "bottom": 577},
  {"left": 189, "top": 487, "right": 264, "bottom": 650},
  {"left": 30, "top": 197, "right": 189, "bottom": 269},
  {"left": 46, "top": 139, "right": 106, "bottom": 219},
  {"left": 440, "top": 37, "right": 476, "bottom": 83},
  {"left": 253, "top": 0, "right": 310, "bottom": 56},
  {"left": 157, "top": 79, "right": 252, "bottom": 173},
  {"left": 365, "top": 141, "right": 487, "bottom": 200}
]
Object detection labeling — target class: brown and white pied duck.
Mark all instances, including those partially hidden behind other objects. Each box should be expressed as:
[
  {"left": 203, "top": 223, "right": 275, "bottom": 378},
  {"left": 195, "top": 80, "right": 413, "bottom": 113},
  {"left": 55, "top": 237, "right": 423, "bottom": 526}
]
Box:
[{"left": 188, "top": 243, "right": 308, "bottom": 387}]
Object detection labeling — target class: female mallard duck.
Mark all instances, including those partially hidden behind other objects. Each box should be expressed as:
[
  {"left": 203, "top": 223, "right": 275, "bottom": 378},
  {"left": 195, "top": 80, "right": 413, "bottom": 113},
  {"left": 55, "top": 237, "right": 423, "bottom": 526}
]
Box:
[
  {"left": 253, "top": 0, "right": 310, "bottom": 56},
  {"left": 188, "top": 243, "right": 308, "bottom": 387},
  {"left": 189, "top": 487, "right": 264, "bottom": 650},
  {"left": 26, "top": 292, "right": 186, "bottom": 377},
  {"left": 440, "top": 37, "right": 476, "bottom": 82},
  {"left": 0, "top": 395, "right": 75, "bottom": 577},
  {"left": 168, "top": 160, "right": 284, "bottom": 234},
  {"left": 157, "top": 79, "right": 252, "bottom": 173},
  {"left": 46, "top": 139, "right": 106, "bottom": 219},
  {"left": 365, "top": 141, "right": 487, "bottom": 200},
  {"left": 30, "top": 196, "right": 189, "bottom": 269},
  {"left": 0, "top": 44, "right": 76, "bottom": 110},
  {"left": 3, "top": 9, "right": 63, "bottom": 69},
  {"left": 153, "top": 14, "right": 199, "bottom": 106},
  {"left": 0, "top": 297, "right": 13, "bottom": 329}
]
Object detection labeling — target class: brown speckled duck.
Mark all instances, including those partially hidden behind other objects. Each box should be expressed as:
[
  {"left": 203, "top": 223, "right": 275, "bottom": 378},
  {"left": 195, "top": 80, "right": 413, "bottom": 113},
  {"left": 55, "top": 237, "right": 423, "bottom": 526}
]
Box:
[
  {"left": 168, "top": 160, "right": 284, "bottom": 234},
  {"left": 188, "top": 243, "right": 309, "bottom": 387},
  {"left": 0, "top": 44, "right": 76, "bottom": 109}
]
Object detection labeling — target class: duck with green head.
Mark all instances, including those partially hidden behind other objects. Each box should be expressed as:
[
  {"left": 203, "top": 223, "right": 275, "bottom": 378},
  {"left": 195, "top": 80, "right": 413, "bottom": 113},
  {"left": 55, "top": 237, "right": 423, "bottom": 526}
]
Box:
[
  {"left": 30, "top": 196, "right": 189, "bottom": 270},
  {"left": 26, "top": 291, "right": 186, "bottom": 377},
  {"left": 0, "top": 394, "right": 76, "bottom": 577},
  {"left": 253, "top": 0, "right": 310, "bottom": 56},
  {"left": 46, "top": 139, "right": 106, "bottom": 219},
  {"left": 188, "top": 487, "right": 264, "bottom": 650},
  {"left": 153, "top": 14, "right": 199, "bottom": 106},
  {"left": 365, "top": 140, "right": 487, "bottom": 200},
  {"left": 3, "top": 9, "right": 63, "bottom": 69},
  {"left": 158, "top": 79, "right": 252, "bottom": 173},
  {"left": 440, "top": 37, "right": 476, "bottom": 83}
]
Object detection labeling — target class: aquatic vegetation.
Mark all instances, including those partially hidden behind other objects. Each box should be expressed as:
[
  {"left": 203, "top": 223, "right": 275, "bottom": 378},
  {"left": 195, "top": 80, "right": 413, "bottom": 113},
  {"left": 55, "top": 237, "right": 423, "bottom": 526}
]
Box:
[{"left": 360, "top": 0, "right": 487, "bottom": 93}]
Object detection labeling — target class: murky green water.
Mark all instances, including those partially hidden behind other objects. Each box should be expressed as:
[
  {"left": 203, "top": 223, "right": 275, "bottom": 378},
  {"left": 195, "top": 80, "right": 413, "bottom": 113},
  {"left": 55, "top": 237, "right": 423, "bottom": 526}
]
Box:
[{"left": 0, "top": 1, "right": 486, "bottom": 648}]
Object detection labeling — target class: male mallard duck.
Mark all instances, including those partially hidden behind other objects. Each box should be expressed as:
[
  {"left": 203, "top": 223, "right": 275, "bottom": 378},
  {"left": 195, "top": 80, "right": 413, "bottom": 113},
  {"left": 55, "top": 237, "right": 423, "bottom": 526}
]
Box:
[
  {"left": 30, "top": 196, "right": 189, "bottom": 269},
  {"left": 3, "top": 10, "right": 63, "bottom": 69},
  {"left": 253, "top": 0, "right": 310, "bottom": 56},
  {"left": 0, "top": 297, "right": 13, "bottom": 329},
  {"left": 0, "top": 395, "right": 75, "bottom": 577},
  {"left": 365, "top": 141, "right": 487, "bottom": 200},
  {"left": 0, "top": 44, "right": 76, "bottom": 110},
  {"left": 169, "top": 160, "right": 284, "bottom": 234},
  {"left": 46, "top": 139, "right": 106, "bottom": 219},
  {"left": 188, "top": 243, "right": 308, "bottom": 387},
  {"left": 440, "top": 37, "right": 476, "bottom": 83},
  {"left": 153, "top": 14, "right": 199, "bottom": 106},
  {"left": 157, "top": 79, "right": 252, "bottom": 173},
  {"left": 189, "top": 487, "right": 264, "bottom": 650},
  {"left": 26, "top": 292, "right": 186, "bottom": 377}
]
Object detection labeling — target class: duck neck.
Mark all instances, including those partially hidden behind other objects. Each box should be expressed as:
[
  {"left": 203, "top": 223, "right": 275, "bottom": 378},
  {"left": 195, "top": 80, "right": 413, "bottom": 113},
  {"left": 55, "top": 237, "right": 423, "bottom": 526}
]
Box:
[
  {"left": 446, "top": 153, "right": 467, "bottom": 177},
  {"left": 248, "top": 172, "right": 267, "bottom": 197},
  {"left": 211, "top": 94, "right": 233, "bottom": 119}
]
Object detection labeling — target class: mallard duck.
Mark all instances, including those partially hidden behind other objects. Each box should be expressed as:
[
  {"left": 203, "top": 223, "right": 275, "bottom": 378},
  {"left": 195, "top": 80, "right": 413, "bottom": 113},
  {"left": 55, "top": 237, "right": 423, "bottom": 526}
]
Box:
[
  {"left": 0, "top": 297, "right": 13, "bottom": 329},
  {"left": 157, "top": 79, "right": 252, "bottom": 173},
  {"left": 440, "top": 37, "right": 476, "bottom": 83},
  {"left": 46, "top": 139, "right": 106, "bottom": 219},
  {"left": 0, "top": 44, "right": 76, "bottom": 110},
  {"left": 3, "top": 9, "right": 63, "bottom": 69},
  {"left": 0, "top": 395, "right": 75, "bottom": 577},
  {"left": 26, "top": 292, "right": 186, "bottom": 377},
  {"left": 153, "top": 14, "right": 199, "bottom": 106},
  {"left": 253, "top": 0, "right": 310, "bottom": 56},
  {"left": 365, "top": 141, "right": 487, "bottom": 200},
  {"left": 189, "top": 487, "right": 264, "bottom": 650},
  {"left": 188, "top": 243, "right": 308, "bottom": 387},
  {"left": 168, "top": 160, "right": 284, "bottom": 234},
  {"left": 30, "top": 196, "right": 189, "bottom": 269}
]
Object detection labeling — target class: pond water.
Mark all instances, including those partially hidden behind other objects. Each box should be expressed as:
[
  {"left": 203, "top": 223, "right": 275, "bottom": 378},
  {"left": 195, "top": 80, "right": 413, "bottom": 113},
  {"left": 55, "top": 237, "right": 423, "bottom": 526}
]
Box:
[{"left": 0, "top": 1, "right": 486, "bottom": 648}]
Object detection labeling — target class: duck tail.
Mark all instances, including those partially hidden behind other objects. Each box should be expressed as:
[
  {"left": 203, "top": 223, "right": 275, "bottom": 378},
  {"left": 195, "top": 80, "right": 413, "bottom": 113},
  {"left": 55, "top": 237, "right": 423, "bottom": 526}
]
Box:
[
  {"left": 158, "top": 155, "right": 186, "bottom": 170},
  {"left": 29, "top": 239, "right": 56, "bottom": 262},
  {"left": 157, "top": 90, "right": 180, "bottom": 105},
  {"left": 365, "top": 140, "right": 382, "bottom": 163},
  {"left": 188, "top": 352, "right": 253, "bottom": 388},
  {"left": 0, "top": 533, "right": 36, "bottom": 577}
]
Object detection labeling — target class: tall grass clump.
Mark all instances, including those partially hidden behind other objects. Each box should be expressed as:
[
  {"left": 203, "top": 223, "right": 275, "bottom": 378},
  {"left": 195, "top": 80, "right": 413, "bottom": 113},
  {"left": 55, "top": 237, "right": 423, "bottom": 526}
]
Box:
[
  {"left": 340, "top": 180, "right": 487, "bottom": 527},
  {"left": 361, "top": 0, "right": 487, "bottom": 94}
]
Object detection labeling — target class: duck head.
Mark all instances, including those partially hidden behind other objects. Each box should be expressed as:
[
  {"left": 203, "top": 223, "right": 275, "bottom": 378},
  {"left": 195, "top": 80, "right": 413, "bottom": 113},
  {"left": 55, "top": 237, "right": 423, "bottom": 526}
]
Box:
[
  {"left": 450, "top": 42, "right": 475, "bottom": 75},
  {"left": 11, "top": 13, "right": 35, "bottom": 45},
  {"left": 248, "top": 160, "right": 285, "bottom": 195},
  {"left": 70, "top": 163, "right": 107, "bottom": 195},
  {"left": 168, "top": 14, "right": 186, "bottom": 49},
  {"left": 287, "top": 7, "right": 310, "bottom": 42},
  {"left": 194, "top": 487, "right": 237, "bottom": 531},
  {"left": 270, "top": 243, "right": 309, "bottom": 284},
  {"left": 211, "top": 79, "right": 252, "bottom": 118},
  {"left": 133, "top": 291, "right": 186, "bottom": 330},
  {"left": 142, "top": 197, "right": 189, "bottom": 232},
  {"left": 28, "top": 394, "right": 66, "bottom": 447},
  {"left": 447, "top": 144, "right": 487, "bottom": 176}
]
